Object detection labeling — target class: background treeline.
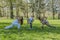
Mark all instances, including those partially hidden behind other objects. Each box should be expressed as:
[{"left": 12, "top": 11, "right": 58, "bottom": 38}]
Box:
[{"left": 0, "top": 0, "right": 60, "bottom": 19}]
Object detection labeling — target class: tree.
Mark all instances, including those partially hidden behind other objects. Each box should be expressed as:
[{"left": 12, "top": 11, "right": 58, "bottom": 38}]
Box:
[
  {"left": 57, "top": 0, "right": 60, "bottom": 19},
  {"left": 29, "top": 0, "right": 35, "bottom": 17},
  {"left": 52, "top": 0, "right": 55, "bottom": 19},
  {"left": 20, "top": 0, "right": 26, "bottom": 17},
  {"left": 16, "top": 0, "right": 20, "bottom": 16},
  {"left": 0, "top": 7, "right": 2, "bottom": 17},
  {"left": 9, "top": 0, "right": 14, "bottom": 19},
  {"left": 34, "top": 0, "right": 45, "bottom": 18}
]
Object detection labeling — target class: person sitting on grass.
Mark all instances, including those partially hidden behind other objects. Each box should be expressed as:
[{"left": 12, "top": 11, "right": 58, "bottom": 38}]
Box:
[
  {"left": 28, "top": 16, "right": 34, "bottom": 29},
  {"left": 5, "top": 16, "right": 21, "bottom": 30},
  {"left": 38, "top": 16, "right": 56, "bottom": 29}
]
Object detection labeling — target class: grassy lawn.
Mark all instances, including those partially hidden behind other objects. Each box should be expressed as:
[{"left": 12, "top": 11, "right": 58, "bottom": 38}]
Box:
[{"left": 0, "top": 19, "right": 60, "bottom": 40}]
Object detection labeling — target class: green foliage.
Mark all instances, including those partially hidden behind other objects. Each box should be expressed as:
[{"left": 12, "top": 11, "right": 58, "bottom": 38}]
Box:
[{"left": 0, "top": 20, "right": 60, "bottom": 40}]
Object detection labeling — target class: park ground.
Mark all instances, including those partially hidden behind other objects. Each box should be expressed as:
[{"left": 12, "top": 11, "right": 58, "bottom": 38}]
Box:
[{"left": 0, "top": 19, "right": 60, "bottom": 40}]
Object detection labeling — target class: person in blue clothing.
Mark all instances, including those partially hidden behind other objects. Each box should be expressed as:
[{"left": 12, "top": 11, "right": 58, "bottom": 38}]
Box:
[
  {"left": 28, "top": 16, "right": 34, "bottom": 29},
  {"left": 5, "top": 16, "right": 21, "bottom": 30}
]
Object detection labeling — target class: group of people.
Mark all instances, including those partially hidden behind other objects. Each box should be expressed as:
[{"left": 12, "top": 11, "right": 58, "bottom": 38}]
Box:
[
  {"left": 5, "top": 16, "right": 34, "bottom": 30},
  {"left": 5, "top": 16, "right": 55, "bottom": 30}
]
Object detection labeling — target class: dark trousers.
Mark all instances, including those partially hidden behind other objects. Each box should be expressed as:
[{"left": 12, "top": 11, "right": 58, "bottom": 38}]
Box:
[{"left": 30, "top": 23, "right": 32, "bottom": 28}]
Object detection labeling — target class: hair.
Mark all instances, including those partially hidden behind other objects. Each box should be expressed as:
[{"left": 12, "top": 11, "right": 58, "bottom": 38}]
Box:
[{"left": 38, "top": 16, "right": 41, "bottom": 20}]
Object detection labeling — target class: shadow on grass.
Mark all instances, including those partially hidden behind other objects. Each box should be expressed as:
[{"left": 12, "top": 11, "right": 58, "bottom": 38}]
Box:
[
  {"left": 0, "top": 24, "right": 60, "bottom": 34},
  {"left": 20, "top": 25, "right": 60, "bottom": 34},
  {"left": 0, "top": 22, "right": 60, "bottom": 34},
  {"left": 0, "top": 24, "right": 60, "bottom": 40}
]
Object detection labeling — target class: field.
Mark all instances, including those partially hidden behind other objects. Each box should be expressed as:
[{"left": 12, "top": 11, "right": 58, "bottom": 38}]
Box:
[{"left": 0, "top": 19, "right": 60, "bottom": 40}]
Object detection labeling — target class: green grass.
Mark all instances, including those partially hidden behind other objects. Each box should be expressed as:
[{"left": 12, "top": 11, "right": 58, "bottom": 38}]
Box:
[{"left": 0, "top": 19, "right": 60, "bottom": 40}]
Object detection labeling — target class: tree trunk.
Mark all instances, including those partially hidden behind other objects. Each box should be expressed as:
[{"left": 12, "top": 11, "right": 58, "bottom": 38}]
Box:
[
  {"left": 52, "top": 0, "right": 55, "bottom": 19},
  {"left": 24, "top": 2, "right": 29, "bottom": 23},
  {"left": 3, "top": 8, "right": 6, "bottom": 17},
  {"left": 16, "top": 5, "right": 19, "bottom": 16},
  {"left": 43, "top": 13, "right": 45, "bottom": 17},
  {"left": 0, "top": 9, "right": 2, "bottom": 17},
  {"left": 10, "top": 0, "right": 14, "bottom": 19},
  {"left": 26, "top": 8, "right": 28, "bottom": 18},
  {"left": 23, "top": 11, "right": 26, "bottom": 17},
  {"left": 32, "top": 12, "right": 34, "bottom": 17},
  {"left": 58, "top": 13, "right": 60, "bottom": 19},
  {"left": 32, "top": 9, "right": 34, "bottom": 17},
  {"left": 53, "top": 13, "right": 55, "bottom": 19},
  {"left": 16, "top": 8, "right": 19, "bottom": 16},
  {"left": 16, "top": 0, "right": 21, "bottom": 17}
]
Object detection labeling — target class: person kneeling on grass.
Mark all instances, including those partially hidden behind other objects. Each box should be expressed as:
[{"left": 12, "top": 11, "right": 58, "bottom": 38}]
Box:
[
  {"left": 38, "top": 17, "right": 56, "bottom": 29},
  {"left": 28, "top": 16, "right": 34, "bottom": 29},
  {"left": 5, "top": 16, "right": 21, "bottom": 30}
]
